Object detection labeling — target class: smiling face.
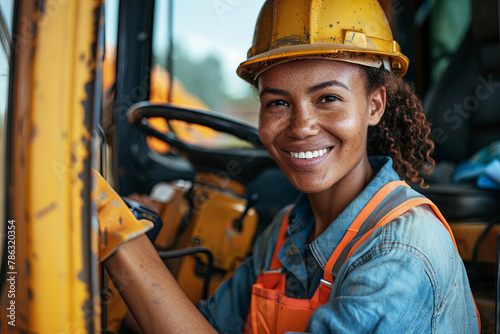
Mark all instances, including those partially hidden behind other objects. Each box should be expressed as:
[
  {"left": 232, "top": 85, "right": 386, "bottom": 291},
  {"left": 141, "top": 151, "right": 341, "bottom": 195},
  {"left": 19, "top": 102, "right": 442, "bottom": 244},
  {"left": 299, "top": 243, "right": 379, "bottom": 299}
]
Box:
[{"left": 258, "top": 60, "right": 386, "bottom": 195}]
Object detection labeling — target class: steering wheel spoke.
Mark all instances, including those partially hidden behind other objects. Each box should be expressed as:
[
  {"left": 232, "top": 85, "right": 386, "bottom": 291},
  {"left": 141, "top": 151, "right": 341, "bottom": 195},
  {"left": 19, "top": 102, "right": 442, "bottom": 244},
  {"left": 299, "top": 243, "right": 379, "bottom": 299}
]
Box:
[{"left": 128, "top": 102, "right": 276, "bottom": 183}]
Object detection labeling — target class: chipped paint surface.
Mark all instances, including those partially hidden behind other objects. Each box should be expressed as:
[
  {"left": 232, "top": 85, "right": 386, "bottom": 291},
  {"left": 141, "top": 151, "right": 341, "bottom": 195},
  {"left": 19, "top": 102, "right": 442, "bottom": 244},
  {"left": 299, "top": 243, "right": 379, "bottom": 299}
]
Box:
[
  {"left": 0, "top": 0, "right": 102, "bottom": 333},
  {"left": 34, "top": 202, "right": 57, "bottom": 219}
]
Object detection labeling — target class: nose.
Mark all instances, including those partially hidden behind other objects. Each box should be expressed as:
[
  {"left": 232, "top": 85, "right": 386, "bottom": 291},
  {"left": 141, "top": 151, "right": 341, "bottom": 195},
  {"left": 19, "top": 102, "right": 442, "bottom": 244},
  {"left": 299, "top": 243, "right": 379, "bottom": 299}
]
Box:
[{"left": 287, "top": 104, "right": 320, "bottom": 139}]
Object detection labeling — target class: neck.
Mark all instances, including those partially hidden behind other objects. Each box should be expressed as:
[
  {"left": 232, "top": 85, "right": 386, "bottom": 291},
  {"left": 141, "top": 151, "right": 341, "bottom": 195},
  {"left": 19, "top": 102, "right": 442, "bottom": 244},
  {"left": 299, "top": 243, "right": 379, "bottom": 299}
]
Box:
[{"left": 307, "top": 156, "right": 374, "bottom": 242}]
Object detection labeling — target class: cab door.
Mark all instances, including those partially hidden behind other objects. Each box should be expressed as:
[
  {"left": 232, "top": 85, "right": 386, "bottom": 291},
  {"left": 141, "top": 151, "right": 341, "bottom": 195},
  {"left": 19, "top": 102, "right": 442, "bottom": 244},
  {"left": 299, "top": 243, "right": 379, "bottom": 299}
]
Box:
[{"left": 0, "top": 1, "right": 103, "bottom": 332}]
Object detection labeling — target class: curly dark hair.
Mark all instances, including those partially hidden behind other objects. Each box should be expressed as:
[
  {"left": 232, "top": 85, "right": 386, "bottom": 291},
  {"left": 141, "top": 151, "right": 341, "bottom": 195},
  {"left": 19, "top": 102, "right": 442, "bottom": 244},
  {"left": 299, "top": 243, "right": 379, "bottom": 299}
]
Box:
[{"left": 362, "top": 67, "right": 435, "bottom": 186}]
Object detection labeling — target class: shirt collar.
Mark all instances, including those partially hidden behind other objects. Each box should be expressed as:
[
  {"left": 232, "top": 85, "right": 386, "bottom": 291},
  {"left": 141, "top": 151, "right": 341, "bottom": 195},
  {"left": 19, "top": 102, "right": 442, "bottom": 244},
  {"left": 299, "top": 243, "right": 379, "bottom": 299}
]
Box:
[{"left": 288, "top": 156, "right": 401, "bottom": 268}]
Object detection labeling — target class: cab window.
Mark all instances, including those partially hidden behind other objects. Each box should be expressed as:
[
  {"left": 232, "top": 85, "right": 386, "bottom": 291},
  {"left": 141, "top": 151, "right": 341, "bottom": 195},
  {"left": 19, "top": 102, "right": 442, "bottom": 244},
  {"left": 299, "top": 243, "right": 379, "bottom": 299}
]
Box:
[{"left": 147, "top": 0, "right": 265, "bottom": 153}]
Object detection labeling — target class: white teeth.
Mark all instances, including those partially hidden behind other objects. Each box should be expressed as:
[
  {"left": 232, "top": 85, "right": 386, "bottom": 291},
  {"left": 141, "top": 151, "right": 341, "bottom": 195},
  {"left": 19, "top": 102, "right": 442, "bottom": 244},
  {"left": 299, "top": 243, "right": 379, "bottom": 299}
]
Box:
[{"left": 288, "top": 148, "right": 331, "bottom": 159}]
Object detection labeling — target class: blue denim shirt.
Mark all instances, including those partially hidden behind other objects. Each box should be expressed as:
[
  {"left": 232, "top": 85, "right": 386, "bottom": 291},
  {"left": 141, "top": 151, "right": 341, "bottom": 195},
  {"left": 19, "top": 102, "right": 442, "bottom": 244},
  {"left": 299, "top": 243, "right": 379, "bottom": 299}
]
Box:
[{"left": 198, "top": 156, "right": 480, "bottom": 333}]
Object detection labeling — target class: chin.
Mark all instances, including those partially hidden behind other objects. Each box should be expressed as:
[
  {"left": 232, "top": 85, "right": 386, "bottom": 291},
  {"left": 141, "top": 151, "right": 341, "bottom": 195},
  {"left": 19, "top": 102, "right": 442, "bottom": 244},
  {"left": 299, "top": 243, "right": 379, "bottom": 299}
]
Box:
[{"left": 289, "top": 178, "right": 333, "bottom": 194}]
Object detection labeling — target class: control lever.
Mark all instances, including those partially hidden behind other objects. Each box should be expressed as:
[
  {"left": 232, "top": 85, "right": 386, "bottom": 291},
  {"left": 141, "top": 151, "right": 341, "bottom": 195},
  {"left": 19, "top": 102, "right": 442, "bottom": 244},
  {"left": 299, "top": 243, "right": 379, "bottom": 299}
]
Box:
[
  {"left": 233, "top": 193, "right": 259, "bottom": 232},
  {"left": 122, "top": 197, "right": 163, "bottom": 243}
]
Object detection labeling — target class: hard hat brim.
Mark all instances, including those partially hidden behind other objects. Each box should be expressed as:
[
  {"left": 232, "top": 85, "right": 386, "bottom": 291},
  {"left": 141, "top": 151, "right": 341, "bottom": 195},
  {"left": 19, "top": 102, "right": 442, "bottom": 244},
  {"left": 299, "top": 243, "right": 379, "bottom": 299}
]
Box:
[{"left": 237, "top": 43, "right": 409, "bottom": 84}]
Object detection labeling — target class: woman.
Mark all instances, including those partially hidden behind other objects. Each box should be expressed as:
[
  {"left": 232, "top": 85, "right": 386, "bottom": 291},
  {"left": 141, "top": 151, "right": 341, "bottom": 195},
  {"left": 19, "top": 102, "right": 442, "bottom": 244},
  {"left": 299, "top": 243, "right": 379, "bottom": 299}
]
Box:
[{"left": 95, "top": 0, "right": 480, "bottom": 332}]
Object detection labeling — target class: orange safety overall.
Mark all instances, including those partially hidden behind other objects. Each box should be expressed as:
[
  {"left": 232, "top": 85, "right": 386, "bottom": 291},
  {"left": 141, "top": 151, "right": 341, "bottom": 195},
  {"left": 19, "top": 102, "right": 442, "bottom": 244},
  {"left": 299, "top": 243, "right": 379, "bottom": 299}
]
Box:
[{"left": 244, "top": 181, "right": 481, "bottom": 334}]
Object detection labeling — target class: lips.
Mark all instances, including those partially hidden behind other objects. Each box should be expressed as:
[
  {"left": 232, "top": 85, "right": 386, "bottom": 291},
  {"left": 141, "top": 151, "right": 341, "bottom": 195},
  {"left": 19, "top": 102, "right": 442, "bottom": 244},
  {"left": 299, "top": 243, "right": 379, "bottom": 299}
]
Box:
[{"left": 286, "top": 147, "right": 332, "bottom": 160}]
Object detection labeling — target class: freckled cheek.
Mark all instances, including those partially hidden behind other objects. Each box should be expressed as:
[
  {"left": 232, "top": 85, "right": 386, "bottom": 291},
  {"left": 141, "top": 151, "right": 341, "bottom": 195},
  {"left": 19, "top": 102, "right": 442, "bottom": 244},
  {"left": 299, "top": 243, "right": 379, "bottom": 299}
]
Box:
[
  {"left": 330, "top": 117, "right": 363, "bottom": 143},
  {"left": 258, "top": 122, "right": 276, "bottom": 150},
  {"left": 259, "top": 114, "right": 287, "bottom": 148}
]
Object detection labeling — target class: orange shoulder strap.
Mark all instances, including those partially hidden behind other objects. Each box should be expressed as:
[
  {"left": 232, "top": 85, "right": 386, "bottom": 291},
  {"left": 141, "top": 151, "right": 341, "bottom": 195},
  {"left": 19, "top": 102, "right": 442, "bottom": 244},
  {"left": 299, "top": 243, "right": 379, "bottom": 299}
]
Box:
[
  {"left": 345, "top": 197, "right": 438, "bottom": 259},
  {"left": 342, "top": 196, "right": 480, "bottom": 332},
  {"left": 268, "top": 210, "right": 291, "bottom": 270},
  {"left": 323, "top": 181, "right": 408, "bottom": 282}
]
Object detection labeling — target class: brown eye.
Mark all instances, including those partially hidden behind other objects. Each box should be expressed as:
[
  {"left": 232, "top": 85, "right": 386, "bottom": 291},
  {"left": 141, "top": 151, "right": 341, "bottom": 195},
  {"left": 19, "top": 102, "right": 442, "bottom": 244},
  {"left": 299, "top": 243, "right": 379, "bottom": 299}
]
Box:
[
  {"left": 266, "top": 100, "right": 288, "bottom": 107},
  {"left": 319, "top": 95, "right": 341, "bottom": 103}
]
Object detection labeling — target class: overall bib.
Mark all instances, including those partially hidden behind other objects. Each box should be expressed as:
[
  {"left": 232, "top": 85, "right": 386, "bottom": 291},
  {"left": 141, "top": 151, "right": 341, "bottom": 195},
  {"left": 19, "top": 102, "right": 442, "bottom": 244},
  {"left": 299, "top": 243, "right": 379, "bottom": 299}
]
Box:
[{"left": 244, "top": 181, "right": 480, "bottom": 334}]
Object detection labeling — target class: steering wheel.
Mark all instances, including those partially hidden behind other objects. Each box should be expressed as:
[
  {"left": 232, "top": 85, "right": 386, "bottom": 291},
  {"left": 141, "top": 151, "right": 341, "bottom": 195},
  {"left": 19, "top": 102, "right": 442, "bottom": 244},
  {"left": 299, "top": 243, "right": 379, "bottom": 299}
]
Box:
[{"left": 127, "top": 101, "right": 276, "bottom": 182}]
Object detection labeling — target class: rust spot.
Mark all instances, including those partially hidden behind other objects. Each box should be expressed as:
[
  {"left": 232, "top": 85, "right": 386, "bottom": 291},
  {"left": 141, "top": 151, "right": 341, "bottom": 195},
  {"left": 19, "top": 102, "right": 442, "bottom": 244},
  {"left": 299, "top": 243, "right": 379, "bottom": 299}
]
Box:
[
  {"left": 35, "top": 202, "right": 57, "bottom": 220},
  {"left": 30, "top": 47, "right": 36, "bottom": 63},
  {"left": 29, "top": 126, "right": 38, "bottom": 142},
  {"left": 27, "top": 287, "right": 33, "bottom": 300},
  {"left": 81, "top": 298, "right": 94, "bottom": 327},
  {"left": 78, "top": 269, "right": 87, "bottom": 283},
  {"left": 18, "top": 312, "right": 28, "bottom": 325},
  {"left": 102, "top": 287, "right": 114, "bottom": 301},
  {"left": 79, "top": 52, "right": 85, "bottom": 61},
  {"left": 37, "top": 0, "right": 46, "bottom": 14},
  {"left": 18, "top": 118, "right": 24, "bottom": 135},
  {"left": 272, "top": 35, "right": 309, "bottom": 48}
]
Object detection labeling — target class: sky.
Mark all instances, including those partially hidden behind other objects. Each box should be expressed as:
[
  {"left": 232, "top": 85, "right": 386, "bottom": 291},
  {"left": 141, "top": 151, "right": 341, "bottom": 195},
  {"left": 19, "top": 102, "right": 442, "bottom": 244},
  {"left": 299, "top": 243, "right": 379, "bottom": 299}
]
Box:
[
  {"left": 106, "top": 0, "right": 265, "bottom": 99},
  {"left": 0, "top": 0, "right": 13, "bottom": 119},
  {"left": 0, "top": 0, "right": 265, "bottom": 116},
  {"left": 167, "top": 0, "right": 265, "bottom": 98}
]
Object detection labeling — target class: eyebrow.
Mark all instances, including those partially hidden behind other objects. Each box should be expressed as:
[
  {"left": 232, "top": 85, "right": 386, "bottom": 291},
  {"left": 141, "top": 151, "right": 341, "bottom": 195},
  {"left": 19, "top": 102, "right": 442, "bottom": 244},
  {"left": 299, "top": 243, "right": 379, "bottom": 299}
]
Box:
[
  {"left": 307, "top": 80, "right": 350, "bottom": 94},
  {"left": 259, "top": 87, "right": 289, "bottom": 100},
  {"left": 259, "top": 80, "right": 350, "bottom": 99}
]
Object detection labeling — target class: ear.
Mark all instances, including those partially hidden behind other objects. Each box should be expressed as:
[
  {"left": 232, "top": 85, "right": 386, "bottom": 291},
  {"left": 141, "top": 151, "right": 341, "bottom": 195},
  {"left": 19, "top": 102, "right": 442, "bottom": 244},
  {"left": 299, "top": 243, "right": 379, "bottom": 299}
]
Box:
[{"left": 367, "top": 86, "right": 386, "bottom": 126}]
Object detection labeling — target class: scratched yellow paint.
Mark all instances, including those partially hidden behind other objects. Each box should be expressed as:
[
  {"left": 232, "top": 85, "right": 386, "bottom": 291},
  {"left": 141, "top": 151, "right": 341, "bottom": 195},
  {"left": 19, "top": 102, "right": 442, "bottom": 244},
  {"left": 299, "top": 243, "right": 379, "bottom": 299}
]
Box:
[
  {"left": 0, "top": 0, "right": 102, "bottom": 333},
  {"left": 30, "top": 0, "right": 102, "bottom": 330}
]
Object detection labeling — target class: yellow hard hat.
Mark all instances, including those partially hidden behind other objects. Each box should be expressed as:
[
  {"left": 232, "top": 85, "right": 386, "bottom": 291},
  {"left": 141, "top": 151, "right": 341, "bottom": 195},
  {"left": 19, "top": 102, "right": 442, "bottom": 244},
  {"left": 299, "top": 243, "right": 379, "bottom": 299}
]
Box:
[{"left": 237, "top": 0, "right": 409, "bottom": 84}]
